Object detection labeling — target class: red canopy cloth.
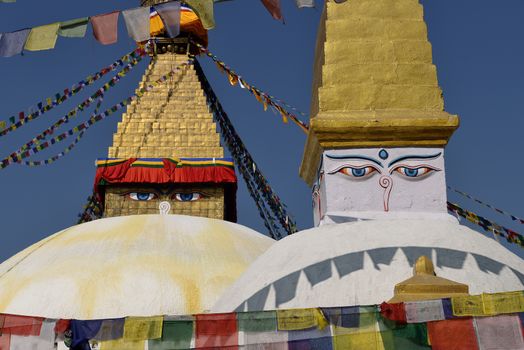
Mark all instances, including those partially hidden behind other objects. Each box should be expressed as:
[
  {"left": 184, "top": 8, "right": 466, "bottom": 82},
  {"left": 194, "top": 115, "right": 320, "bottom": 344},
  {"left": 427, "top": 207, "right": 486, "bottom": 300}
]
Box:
[{"left": 94, "top": 157, "right": 237, "bottom": 221}]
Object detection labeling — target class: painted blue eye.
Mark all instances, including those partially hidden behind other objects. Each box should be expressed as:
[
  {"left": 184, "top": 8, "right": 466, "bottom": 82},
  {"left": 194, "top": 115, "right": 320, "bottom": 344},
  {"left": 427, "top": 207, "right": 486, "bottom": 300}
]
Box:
[
  {"left": 129, "top": 192, "right": 156, "bottom": 201},
  {"left": 336, "top": 166, "right": 378, "bottom": 179},
  {"left": 393, "top": 166, "right": 439, "bottom": 178},
  {"left": 351, "top": 168, "right": 366, "bottom": 177},
  {"left": 175, "top": 193, "right": 204, "bottom": 202}
]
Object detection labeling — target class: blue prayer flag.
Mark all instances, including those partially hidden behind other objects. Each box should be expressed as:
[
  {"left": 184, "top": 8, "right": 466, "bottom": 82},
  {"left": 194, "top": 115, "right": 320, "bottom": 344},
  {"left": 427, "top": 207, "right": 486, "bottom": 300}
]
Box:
[{"left": 0, "top": 29, "right": 30, "bottom": 57}]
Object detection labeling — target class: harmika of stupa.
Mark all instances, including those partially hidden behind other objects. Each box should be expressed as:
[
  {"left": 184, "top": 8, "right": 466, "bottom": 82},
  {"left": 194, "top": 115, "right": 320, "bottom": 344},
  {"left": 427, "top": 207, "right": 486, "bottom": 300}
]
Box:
[{"left": 0, "top": 0, "right": 523, "bottom": 349}]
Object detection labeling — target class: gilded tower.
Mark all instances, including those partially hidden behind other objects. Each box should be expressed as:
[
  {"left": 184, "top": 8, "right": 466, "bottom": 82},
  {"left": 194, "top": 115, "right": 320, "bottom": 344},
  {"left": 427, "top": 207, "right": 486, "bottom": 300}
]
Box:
[{"left": 95, "top": 1, "right": 237, "bottom": 221}]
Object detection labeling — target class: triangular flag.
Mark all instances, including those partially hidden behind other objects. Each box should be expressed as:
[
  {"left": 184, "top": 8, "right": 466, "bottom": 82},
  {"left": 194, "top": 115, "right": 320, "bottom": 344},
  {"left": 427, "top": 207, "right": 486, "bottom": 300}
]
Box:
[
  {"left": 25, "top": 22, "right": 60, "bottom": 51},
  {"left": 91, "top": 11, "right": 120, "bottom": 45},
  {"left": 122, "top": 7, "right": 150, "bottom": 42},
  {"left": 155, "top": 1, "right": 181, "bottom": 38},
  {"left": 58, "top": 17, "right": 89, "bottom": 38},
  {"left": 260, "top": 0, "right": 283, "bottom": 21},
  {"left": 184, "top": 0, "right": 215, "bottom": 29}
]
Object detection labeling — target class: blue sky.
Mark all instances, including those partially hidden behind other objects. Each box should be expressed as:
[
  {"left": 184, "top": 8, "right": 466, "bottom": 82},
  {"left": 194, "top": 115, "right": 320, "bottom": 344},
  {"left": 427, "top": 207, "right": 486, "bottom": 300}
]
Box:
[{"left": 0, "top": 0, "right": 523, "bottom": 261}]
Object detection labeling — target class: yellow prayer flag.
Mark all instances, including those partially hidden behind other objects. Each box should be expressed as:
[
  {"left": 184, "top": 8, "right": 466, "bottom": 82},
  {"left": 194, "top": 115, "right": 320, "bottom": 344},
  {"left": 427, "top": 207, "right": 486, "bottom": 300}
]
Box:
[
  {"left": 277, "top": 308, "right": 326, "bottom": 331},
  {"left": 482, "top": 291, "right": 524, "bottom": 315},
  {"left": 228, "top": 72, "right": 238, "bottom": 86},
  {"left": 25, "top": 23, "right": 60, "bottom": 51},
  {"left": 123, "top": 316, "right": 163, "bottom": 341},
  {"left": 333, "top": 326, "right": 386, "bottom": 350},
  {"left": 452, "top": 295, "right": 486, "bottom": 316},
  {"left": 0, "top": 121, "right": 5, "bottom": 130},
  {"left": 99, "top": 339, "right": 145, "bottom": 350}
]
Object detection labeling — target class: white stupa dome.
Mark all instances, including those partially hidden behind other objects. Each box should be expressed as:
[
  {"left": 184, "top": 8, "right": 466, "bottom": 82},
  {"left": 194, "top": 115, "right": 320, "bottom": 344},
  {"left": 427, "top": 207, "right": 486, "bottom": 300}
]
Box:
[
  {"left": 212, "top": 216, "right": 524, "bottom": 312},
  {"left": 0, "top": 214, "right": 274, "bottom": 319}
]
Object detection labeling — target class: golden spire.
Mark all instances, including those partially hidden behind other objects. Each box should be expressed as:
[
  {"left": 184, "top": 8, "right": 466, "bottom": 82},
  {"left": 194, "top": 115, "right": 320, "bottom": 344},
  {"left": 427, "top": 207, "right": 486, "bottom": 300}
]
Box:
[
  {"left": 389, "top": 256, "right": 469, "bottom": 303},
  {"left": 300, "top": 0, "right": 459, "bottom": 185}
]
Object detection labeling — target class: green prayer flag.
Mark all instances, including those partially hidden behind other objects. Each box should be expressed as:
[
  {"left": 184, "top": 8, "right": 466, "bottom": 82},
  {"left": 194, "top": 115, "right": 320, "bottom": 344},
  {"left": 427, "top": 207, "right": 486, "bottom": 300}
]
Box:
[
  {"left": 58, "top": 17, "right": 89, "bottom": 38},
  {"left": 148, "top": 320, "right": 193, "bottom": 350},
  {"left": 0, "top": 0, "right": 16, "bottom": 3},
  {"left": 25, "top": 23, "right": 60, "bottom": 51},
  {"left": 378, "top": 315, "right": 430, "bottom": 349},
  {"left": 238, "top": 311, "right": 277, "bottom": 332},
  {"left": 184, "top": 0, "right": 215, "bottom": 29}
]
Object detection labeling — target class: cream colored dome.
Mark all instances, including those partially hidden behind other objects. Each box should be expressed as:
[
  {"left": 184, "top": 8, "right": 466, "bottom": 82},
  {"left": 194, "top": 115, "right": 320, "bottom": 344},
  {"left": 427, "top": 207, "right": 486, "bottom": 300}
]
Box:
[
  {"left": 212, "top": 217, "right": 524, "bottom": 312},
  {"left": 0, "top": 214, "right": 274, "bottom": 319}
]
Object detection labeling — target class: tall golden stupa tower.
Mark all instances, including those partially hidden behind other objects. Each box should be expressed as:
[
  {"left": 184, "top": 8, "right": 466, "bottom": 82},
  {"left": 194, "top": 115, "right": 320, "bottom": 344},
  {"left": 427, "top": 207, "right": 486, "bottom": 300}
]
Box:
[{"left": 95, "top": 1, "right": 237, "bottom": 221}]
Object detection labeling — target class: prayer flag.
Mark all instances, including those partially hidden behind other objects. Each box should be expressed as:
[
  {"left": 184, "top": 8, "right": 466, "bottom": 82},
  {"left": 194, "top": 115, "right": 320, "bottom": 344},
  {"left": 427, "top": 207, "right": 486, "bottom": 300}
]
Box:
[
  {"left": 260, "top": 0, "right": 283, "bottom": 21},
  {"left": 155, "top": 1, "right": 181, "bottom": 38},
  {"left": 427, "top": 318, "right": 479, "bottom": 350},
  {"left": 91, "top": 11, "right": 120, "bottom": 45},
  {"left": 195, "top": 313, "right": 238, "bottom": 348},
  {"left": 94, "top": 319, "right": 125, "bottom": 341},
  {"left": 452, "top": 295, "right": 486, "bottom": 316},
  {"left": 184, "top": 0, "right": 215, "bottom": 29},
  {"left": 238, "top": 311, "right": 277, "bottom": 332},
  {"left": 99, "top": 339, "right": 145, "bottom": 350},
  {"left": 24, "top": 23, "right": 60, "bottom": 51},
  {"left": 380, "top": 302, "right": 407, "bottom": 324},
  {"left": 58, "top": 18, "right": 89, "bottom": 38},
  {"left": 10, "top": 319, "right": 55, "bottom": 350},
  {"left": 289, "top": 326, "right": 332, "bottom": 350},
  {"left": 405, "top": 300, "right": 445, "bottom": 323},
  {"left": 2, "top": 314, "right": 43, "bottom": 336},
  {"left": 123, "top": 316, "right": 163, "bottom": 341},
  {"left": 0, "top": 334, "right": 10, "bottom": 350},
  {"left": 482, "top": 291, "right": 524, "bottom": 314},
  {"left": 0, "top": 121, "right": 5, "bottom": 130},
  {"left": 0, "top": 29, "right": 30, "bottom": 57},
  {"left": 0, "top": 0, "right": 16, "bottom": 2},
  {"left": 475, "top": 315, "right": 524, "bottom": 350},
  {"left": 295, "top": 0, "right": 314, "bottom": 8},
  {"left": 148, "top": 318, "right": 194, "bottom": 350},
  {"left": 277, "top": 309, "right": 327, "bottom": 331},
  {"left": 71, "top": 320, "right": 102, "bottom": 347},
  {"left": 123, "top": 7, "right": 150, "bottom": 42}
]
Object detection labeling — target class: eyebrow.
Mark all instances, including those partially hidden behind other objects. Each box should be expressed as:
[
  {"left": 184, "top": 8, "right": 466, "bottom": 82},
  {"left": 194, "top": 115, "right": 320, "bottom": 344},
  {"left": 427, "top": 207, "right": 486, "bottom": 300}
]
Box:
[
  {"left": 388, "top": 152, "right": 442, "bottom": 167},
  {"left": 325, "top": 154, "right": 383, "bottom": 167}
]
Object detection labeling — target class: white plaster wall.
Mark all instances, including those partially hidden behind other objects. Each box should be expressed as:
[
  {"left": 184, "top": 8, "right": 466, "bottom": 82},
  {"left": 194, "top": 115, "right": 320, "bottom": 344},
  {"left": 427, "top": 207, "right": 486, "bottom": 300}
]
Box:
[{"left": 212, "top": 217, "right": 524, "bottom": 312}]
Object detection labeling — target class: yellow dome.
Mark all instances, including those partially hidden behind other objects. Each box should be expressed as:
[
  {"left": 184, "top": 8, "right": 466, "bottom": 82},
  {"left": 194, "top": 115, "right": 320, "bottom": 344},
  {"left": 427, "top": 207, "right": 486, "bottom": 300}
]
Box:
[{"left": 0, "top": 214, "right": 274, "bottom": 319}]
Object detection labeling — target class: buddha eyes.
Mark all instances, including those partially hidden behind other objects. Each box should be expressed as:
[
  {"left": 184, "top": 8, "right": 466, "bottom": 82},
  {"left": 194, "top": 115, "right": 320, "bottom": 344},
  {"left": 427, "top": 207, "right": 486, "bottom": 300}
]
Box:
[
  {"left": 331, "top": 165, "right": 379, "bottom": 179},
  {"left": 174, "top": 193, "right": 205, "bottom": 202},
  {"left": 391, "top": 165, "right": 439, "bottom": 178},
  {"left": 129, "top": 192, "right": 157, "bottom": 201},
  {"left": 126, "top": 192, "right": 205, "bottom": 201}
]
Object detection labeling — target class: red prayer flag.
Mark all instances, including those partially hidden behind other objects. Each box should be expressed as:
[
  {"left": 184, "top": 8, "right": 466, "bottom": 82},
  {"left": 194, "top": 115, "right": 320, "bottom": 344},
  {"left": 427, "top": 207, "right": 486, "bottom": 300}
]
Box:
[
  {"left": 2, "top": 314, "right": 43, "bottom": 336},
  {"left": 427, "top": 318, "right": 479, "bottom": 350},
  {"left": 260, "top": 0, "right": 283, "bottom": 21},
  {"left": 195, "top": 313, "right": 238, "bottom": 349},
  {"left": 91, "top": 11, "right": 120, "bottom": 45},
  {"left": 380, "top": 302, "right": 407, "bottom": 324},
  {"left": 55, "top": 319, "right": 71, "bottom": 335},
  {"left": 0, "top": 333, "right": 10, "bottom": 350}
]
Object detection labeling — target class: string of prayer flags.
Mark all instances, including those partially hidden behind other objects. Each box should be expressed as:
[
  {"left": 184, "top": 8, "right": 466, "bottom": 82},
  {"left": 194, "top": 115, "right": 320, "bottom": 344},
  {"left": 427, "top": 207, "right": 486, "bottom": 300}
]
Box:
[
  {"left": 24, "top": 22, "right": 60, "bottom": 51},
  {"left": 0, "top": 47, "right": 144, "bottom": 138},
  {"left": 58, "top": 17, "right": 89, "bottom": 38},
  {"left": 184, "top": 0, "right": 215, "bottom": 29},
  {"left": 195, "top": 313, "right": 238, "bottom": 348},
  {"left": 296, "top": 0, "right": 315, "bottom": 8},
  {"left": 155, "top": 1, "right": 181, "bottom": 38},
  {"left": 91, "top": 11, "right": 120, "bottom": 45},
  {"left": 23, "top": 131, "right": 85, "bottom": 166},
  {"left": 122, "top": 7, "right": 151, "bottom": 42},
  {"left": 260, "top": 0, "right": 284, "bottom": 21},
  {"left": 193, "top": 40, "right": 310, "bottom": 134},
  {"left": 448, "top": 186, "right": 524, "bottom": 224},
  {"left": 447, "top": 202, "right": 524, "bottom": 248},
  {"left": 0, "top": 29, "right": 30, "bottom": 57}
]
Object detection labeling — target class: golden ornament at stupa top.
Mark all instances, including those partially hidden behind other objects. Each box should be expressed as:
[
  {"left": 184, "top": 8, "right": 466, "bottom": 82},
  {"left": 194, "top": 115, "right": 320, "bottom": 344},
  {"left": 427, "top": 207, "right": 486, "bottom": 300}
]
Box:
[{"left": 300, "top": 0, "right": 460, "bottom": 185}]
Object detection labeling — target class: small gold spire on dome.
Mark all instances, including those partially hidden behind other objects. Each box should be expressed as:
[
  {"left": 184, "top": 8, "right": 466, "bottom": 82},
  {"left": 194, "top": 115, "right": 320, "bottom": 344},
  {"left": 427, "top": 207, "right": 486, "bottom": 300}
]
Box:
[{"left": 388, "top": 256, "right": 469, "bottom": 303}]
